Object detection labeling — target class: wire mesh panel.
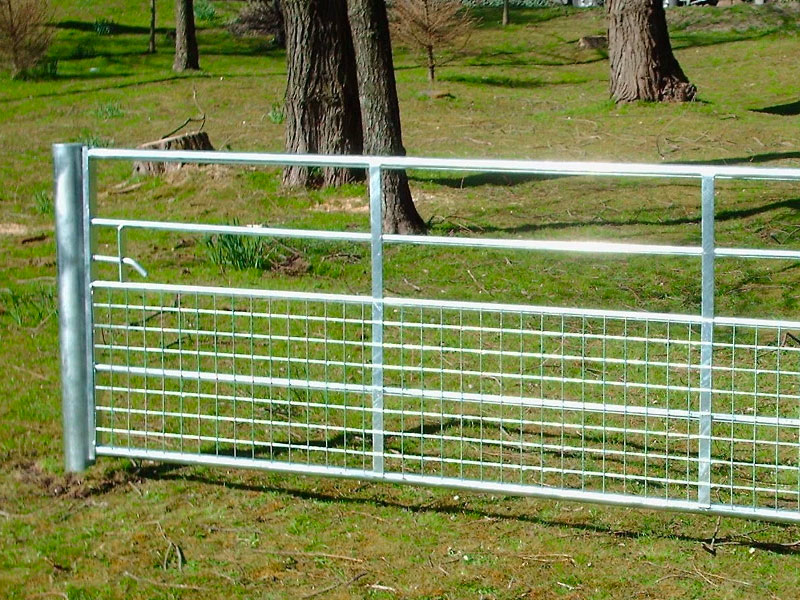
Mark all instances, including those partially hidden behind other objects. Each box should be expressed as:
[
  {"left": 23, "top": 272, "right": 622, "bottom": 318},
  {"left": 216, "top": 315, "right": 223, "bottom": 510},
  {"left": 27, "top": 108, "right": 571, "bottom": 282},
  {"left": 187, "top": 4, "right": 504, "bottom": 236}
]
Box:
[
  {"left": 93, "top": 284, "right": 377, "bottom": 471},
  {"left": 710, "top": 322, "right": 800, "bottom": 513},
  {"left": 379, "top": 302, "right": 704, "bottom": 501}
]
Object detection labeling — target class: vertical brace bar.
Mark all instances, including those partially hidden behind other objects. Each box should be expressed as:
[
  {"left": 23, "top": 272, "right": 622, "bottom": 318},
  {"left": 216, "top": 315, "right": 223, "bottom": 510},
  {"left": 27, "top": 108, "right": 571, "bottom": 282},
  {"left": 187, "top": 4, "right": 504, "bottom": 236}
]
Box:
[
  {"left": 699, "top": 175, "right": 715, "bottom": 507},
  {"left": 116, "top": 225, "right": 127, "bottom": 282},
  {"left": 54, "top": 144, "right": 92, "bottom": 472},
  {"left": 83, "top": 148, "right": 97, "bottom": 460},
  {"left": 369, "top": 164, "right": 385, "bottom": 475}
]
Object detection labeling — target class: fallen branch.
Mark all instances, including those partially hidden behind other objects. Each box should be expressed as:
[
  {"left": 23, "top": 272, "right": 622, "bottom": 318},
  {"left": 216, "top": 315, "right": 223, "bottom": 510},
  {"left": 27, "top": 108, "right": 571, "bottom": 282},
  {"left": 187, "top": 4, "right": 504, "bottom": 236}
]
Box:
[
  {"left": 301, "top": 571, "right": 367, "bottom": 599},
  {"left": 258, "top": 550, "right": 364, "bottom": 564}
]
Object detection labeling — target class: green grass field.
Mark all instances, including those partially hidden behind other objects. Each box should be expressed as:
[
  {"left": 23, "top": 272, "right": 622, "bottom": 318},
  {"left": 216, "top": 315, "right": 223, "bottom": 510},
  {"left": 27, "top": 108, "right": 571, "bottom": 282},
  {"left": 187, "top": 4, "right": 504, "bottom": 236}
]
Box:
[{"left": 2, "top": 2, "right": 800, "bottom": 598}]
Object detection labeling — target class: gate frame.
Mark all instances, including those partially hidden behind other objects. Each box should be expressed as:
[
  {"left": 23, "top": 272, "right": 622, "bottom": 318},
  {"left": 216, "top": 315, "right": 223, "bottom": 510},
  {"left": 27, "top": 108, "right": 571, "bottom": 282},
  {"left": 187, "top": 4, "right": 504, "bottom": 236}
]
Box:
[{"left": 54, "top": 143, "right": 800, "bottom": 523}]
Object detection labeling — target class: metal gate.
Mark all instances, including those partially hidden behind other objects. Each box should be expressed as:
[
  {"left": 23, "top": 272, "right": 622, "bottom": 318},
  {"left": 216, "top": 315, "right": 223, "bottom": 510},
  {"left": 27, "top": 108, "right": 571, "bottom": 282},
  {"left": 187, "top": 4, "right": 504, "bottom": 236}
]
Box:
[{"left": 54, "top": 143, "right": 800, "bottom": 523}]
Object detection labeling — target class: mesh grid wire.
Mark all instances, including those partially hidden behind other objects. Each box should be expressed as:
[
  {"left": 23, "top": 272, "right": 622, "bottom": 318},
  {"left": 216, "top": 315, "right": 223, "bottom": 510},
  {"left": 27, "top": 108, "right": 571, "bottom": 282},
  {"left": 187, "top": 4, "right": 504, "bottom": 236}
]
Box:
[{"left": 92, "top": 284, "right": 800, "bottom": 513}]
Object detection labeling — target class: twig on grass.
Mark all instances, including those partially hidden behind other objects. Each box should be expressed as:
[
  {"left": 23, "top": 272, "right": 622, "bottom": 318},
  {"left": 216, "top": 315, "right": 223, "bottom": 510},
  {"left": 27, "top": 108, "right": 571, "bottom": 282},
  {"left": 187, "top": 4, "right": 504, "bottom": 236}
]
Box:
[
  {"left": 645, "top": 560, "right": 751, "bottom": 588},
  {"left": 467, "top": 268, "right": 490, "bottom": 296},
  {"left": 122, "top": 571, "right": 208, "bottom": 591},
  {"left": 702, "top": 515, "right": 722, "bottom": 555},
  {"left": 157, "top": 522, "right": 185, "bottom": 572},
  {"left": 9, "top": 363, "right": 47, "bottom": 381},
  {"left": 258, "top": 550, "right": 364, "bottom": 564},
  {"left": 518, "top": 553, "right": 576, "bottom": 566},
  {"left": 301, "top": 571, "right": 367, "bottom": 599}
]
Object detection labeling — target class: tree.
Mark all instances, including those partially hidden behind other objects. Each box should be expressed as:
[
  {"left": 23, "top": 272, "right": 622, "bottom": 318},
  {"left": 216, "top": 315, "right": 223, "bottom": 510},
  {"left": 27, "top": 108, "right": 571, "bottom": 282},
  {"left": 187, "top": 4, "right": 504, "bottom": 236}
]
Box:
[
  {"left": 502, "top": 0, "right": 509, "bottom": 27},
  {"left": 228, "top": 0, "right": 285, "bottom": 48},
  {"left": 607, "top": 0, "right": 695, "bottom": 103},
  {"left": 148, "top": 0, "right": 156, "bottom": 53},
  {"left": 390, "top": 0, "right": 473, "bottom": 83},
  {"left": 0, "top": 0, "right": 53, "bottom": 78},
  {"left": 282, "top": 0, "right": 364, "bottom": 187},
  {"left": 173, "top": 0, "right": 199, "bottom": 71},
  {"left": 347, "top": 0, "right": 426, "bottom": 234}
]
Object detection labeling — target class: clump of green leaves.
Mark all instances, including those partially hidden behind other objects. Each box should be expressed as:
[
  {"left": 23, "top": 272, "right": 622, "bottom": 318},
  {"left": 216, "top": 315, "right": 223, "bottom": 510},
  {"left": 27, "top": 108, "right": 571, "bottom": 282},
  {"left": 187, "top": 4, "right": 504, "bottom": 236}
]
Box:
[
  {"left": 0, "top": 286, "right": 56, "bottom": 327},
  {"left": 194, "top": 0, "right": 218, "bottom": 24},
  {"left": 33, "top": 189, "right": 53, "bottom": 215},
  {"left": 267, "top": 102, "right": 285, "bottom": 124},
  {"left": 204, "top": 220, "right": 274, "bottom": 271},
  {"left": 74, "top": 129, "right": 114, "bottom": 147},
  {"left": 93, "top": 18, "right": 117, "bottom": 35},
  {"left": 92, "top": 102, "right": 124, "bottom": 120}
]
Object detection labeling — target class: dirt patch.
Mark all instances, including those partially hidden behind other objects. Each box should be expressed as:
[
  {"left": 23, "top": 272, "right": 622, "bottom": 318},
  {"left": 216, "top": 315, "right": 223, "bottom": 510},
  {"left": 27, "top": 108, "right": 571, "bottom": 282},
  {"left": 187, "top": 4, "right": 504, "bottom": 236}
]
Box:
[
  {"left": 273, "top": 253, "right": 310, "bottom": 276},
  {"left": 0, "top": 223, "right": 30, "bottom": 236},
  {"left": 14, "top": 461, "right": 137, "bottom": 499},
  {"left": 312, "top": 196, "right": 368, "bottom": 214}
]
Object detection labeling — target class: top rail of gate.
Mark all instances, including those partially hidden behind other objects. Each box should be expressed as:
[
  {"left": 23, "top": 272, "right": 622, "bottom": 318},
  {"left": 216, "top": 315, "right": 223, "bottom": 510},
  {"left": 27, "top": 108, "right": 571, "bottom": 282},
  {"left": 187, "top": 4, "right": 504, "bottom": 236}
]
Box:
[{"left": 88, "top": 146, "right": 800, "bottom": 180}]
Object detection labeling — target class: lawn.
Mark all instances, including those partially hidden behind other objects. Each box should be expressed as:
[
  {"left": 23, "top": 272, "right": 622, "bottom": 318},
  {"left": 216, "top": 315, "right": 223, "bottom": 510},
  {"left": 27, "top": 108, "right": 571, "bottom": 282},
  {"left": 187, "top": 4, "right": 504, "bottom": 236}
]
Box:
[{"left": 1, "top": 2, "right": 800, "bottom": 599}]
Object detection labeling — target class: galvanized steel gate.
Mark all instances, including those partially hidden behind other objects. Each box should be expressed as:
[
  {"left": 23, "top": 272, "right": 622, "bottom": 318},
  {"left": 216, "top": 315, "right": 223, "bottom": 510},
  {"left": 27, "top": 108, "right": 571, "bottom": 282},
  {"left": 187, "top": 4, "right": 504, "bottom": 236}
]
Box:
[{"left": 54, "top": 144, "right": 800, "bottom": 523}]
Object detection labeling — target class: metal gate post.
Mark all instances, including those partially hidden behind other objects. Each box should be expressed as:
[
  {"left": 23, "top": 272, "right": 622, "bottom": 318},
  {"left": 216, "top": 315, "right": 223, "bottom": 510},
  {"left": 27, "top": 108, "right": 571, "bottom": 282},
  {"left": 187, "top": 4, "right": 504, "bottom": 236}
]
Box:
[
  {"left": 698, "top": 175, "right": 715, "bottom": 506},
  {"left": 369, "top": 164, "right": 385, "bottom": 474},
  {"left": 54, "top": 144, "right": 93, "bottom": 472}
]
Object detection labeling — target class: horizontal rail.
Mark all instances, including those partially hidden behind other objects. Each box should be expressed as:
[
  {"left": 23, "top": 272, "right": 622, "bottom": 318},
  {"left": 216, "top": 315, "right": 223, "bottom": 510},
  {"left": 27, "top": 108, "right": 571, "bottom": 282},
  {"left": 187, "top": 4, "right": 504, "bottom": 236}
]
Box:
[
  {"left": 92, "top": 218, "right": 371, "bottom": 243},
  {"left": 86, "top": 148, "right": 800, "bottom": 181},
  {"left": 91, "top": 280, "right": 800, "bottom": 330},
  {"left": 90, "top": 218, "right": 800, "bottom": 261}
]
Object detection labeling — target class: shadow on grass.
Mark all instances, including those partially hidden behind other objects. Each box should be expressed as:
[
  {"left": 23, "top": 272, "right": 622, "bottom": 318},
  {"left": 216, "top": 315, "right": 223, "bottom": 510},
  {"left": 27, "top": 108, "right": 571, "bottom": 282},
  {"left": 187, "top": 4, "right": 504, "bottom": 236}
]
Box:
[
  {"left": 440, "top": 72, "right": 587, "bottom": 89},
  {"left": 54, "top": 20, "right": 172, "bottom": 35},
  {"left": 0, "top": 75, "right": 190, "bottom": 104},
  {"left": 752, "top": 100, "right": 800, "bottom": 116},
  {"left": 474, "top": 197, "right": 800, "bottom": 236},
  {"left": 410, "top": 172, "right": 566, "bottom": 189},
  {"left": 470, "top": 7, "right": 575, "bottom": 29},
  {"left": 675, "top": 150, "right": 800, "bottom": 166},
  {"left": 139, "top": 465, "right": 800, "bottom": 554}
]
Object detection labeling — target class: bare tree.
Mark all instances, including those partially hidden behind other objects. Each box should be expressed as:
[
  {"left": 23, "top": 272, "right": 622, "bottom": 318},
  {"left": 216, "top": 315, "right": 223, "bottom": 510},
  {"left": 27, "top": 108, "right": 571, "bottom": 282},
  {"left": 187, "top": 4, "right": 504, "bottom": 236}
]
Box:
[
  {"left": 0, "top": 0, "right": 53, "bottom": 78},
  {"left": 347, "top": 0, "right": 426, "bottom": 234},
  {"left": 173, "top": 0, "right": 199, "bottom": 71},
  {"left": 282, "top": 0, "right": 363, "bottom": 187},
  {"left": 390, "top": 0, "right": 473, "bottom": 83},
  {"left": 148, "top": 0, "right": 156, "bottom": 53},
  {"left": 607, "top": 0, "right": 695, "bottom": 102}
]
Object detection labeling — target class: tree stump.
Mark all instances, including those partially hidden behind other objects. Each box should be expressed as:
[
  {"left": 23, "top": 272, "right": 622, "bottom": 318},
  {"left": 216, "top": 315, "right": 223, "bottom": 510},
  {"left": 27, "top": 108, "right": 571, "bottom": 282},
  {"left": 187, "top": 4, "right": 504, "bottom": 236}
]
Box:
[
  {"left": 577, "top": 35, "right": 607, "bottom": 50},
  {"left": 132, "top": 131, "right": 214, "bottom": 176}
]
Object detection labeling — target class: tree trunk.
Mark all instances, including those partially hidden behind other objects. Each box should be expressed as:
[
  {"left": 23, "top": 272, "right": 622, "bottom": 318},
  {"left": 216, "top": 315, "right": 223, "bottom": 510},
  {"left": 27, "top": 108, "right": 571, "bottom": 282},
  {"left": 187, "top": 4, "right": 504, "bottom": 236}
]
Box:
[
  {"left": 347, "top": 0, "right": 426, "bottom": 234},
  {"left": 148, "top": 0, "right": 156, "bottom": 53},
  {"left": 426, "top": 45, "right": 435, "bottom": 82},
  {"left": 502, "top": 0, "right": 509, "bottom": 26},
  {"left": 282, "top": 0, "right": 364, "bottom": 188},
  {"left": 607, "top": 0, "right": 695, "bottom": 103},
  {"left": 272, "top": 0, "right": 285, "bottom": 48},
  {"left": 173, "top": 0, "right": 200, "bottom": 71}
]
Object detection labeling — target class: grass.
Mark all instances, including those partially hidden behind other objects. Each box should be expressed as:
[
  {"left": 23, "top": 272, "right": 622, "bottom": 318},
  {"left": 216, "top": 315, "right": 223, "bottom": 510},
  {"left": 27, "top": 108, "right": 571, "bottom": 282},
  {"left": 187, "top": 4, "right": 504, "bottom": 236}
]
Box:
[{"left": 2, "top": 2, "right": 800, "bottom": 599}]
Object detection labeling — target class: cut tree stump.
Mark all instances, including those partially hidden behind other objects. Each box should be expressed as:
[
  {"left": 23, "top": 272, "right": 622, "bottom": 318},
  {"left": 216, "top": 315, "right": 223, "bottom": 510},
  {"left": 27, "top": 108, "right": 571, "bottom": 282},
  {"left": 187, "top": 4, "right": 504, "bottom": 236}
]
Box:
[
  {"left": 132, "top": 131, "right": 214, "bottom": 176},
  {"left": 577, "top": 35, "right": 608, "bottom": 50}
]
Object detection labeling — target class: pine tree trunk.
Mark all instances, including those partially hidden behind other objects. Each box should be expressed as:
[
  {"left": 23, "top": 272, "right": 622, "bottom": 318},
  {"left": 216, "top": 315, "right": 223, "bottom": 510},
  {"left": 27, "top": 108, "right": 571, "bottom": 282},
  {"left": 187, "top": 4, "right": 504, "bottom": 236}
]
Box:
[
  {"left": 148, "top": 0, "right": 156, "bottom": 54},
  {"left": 607, "top": 0, "right": 695, "bottom": 103},
  {"left": 173, "top": 0, "right": 200, "bottom": 71},
  {"left": 282, "top": 0, "right": 364, "bottom": 188},
  {"left": 347, "top": 0, "right": 427, "bottom": 235}
]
